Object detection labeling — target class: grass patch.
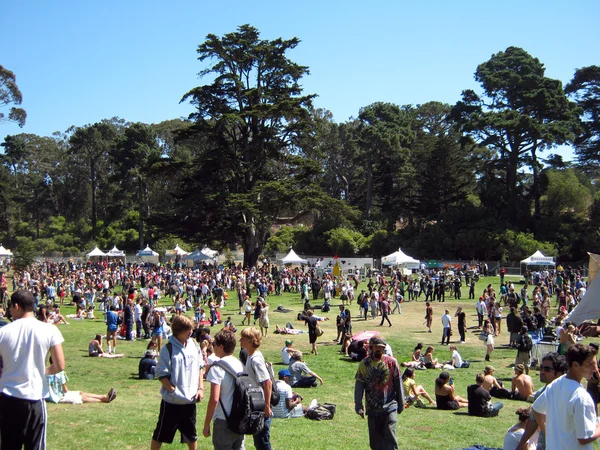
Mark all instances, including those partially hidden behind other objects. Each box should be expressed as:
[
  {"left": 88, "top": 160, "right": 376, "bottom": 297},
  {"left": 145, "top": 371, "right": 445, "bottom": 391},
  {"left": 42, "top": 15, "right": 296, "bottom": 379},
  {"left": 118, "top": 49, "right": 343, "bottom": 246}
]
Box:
[{"left": 29, "top": 275, "right": 586, "bottom": 449}]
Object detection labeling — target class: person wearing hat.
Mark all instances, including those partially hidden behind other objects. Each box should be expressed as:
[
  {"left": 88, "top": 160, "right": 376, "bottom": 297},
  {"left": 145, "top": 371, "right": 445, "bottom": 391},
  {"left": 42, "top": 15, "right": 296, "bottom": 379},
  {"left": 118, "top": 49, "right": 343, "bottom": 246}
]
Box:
[
  {"left": 289, "top": 351, "right": 324, "bottom": 388},
  {"left": 511, "top": 364, "right": 534, "bottom": 401},
  {"left": 139, "top": 348, "right": 158, "bottom": 380},
  {"left": 281, "top": 339, "right": 297, "bottom": 365},
  {"left": 272, "top": 369, "right": 310, "bottom": 419},
  {"left": 354, "top": 336, "right": 405, "bottom": 449}
]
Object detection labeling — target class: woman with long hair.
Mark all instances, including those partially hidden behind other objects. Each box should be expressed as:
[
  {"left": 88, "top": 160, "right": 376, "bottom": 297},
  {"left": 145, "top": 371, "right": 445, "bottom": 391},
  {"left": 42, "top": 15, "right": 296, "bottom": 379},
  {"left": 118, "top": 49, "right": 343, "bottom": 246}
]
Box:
[
  {"left": 483, "top": 319, "right": 495, "bottom": 361},
  {"left": 402, "top": 367, "right": 435, "bottom": 407},
  {"left": 434, "top": 371, "right": 468, "bottom": 410}
]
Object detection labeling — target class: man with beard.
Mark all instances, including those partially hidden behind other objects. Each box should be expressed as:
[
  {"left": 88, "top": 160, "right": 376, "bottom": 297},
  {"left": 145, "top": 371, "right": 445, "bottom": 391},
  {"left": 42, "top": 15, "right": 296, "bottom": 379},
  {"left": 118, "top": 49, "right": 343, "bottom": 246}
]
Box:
[{"left": 354, "top": 337, "right": 405, "bottom": 450}]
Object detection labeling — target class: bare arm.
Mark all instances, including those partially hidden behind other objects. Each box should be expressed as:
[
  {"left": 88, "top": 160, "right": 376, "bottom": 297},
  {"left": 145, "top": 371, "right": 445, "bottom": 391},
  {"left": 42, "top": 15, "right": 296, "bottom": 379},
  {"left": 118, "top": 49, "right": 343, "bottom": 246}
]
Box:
[
  {"left": 46, "top": 344, "right": 65, "bottom": 375},
  {"left": 515, "top": 419, "right": 540, "bottom": 450},
  {"left": 203, "top": 382, "right": 220, "bottom": 438},
  {"left": 262, "top": 379, "right": 272, "bottom": 417},
  {"left": 195, "top": 367, "right": 205, "bottom": 402},
  {"left": 308, "top": 370, "right": 324, "bottom": 384},
  {"left": 533, "top": 410, "right": 546, "bottom": 436}
]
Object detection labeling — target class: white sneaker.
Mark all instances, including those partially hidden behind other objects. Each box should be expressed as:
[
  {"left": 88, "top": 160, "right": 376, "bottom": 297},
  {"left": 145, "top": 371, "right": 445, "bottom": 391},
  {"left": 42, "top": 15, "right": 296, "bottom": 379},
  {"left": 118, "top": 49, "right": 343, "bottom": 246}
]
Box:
[{"left": 309, "top": 399, "right": 318, "bottom": 410}]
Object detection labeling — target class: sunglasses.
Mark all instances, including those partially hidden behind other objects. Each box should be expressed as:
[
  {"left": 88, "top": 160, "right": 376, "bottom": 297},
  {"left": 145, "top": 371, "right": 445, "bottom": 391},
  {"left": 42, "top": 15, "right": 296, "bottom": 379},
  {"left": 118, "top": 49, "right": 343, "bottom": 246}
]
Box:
[{"left": 540, "top": 366, "right": 555, "bottom": 372}]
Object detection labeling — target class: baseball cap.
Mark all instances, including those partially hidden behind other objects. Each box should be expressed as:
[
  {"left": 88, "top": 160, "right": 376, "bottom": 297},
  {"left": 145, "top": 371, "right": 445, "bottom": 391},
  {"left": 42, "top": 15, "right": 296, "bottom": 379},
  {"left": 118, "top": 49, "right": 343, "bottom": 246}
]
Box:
[
  {"left": 278, "top": 369, "right": 291, "bottom": 378},
  {"left": 369, "top": 337, "right": 387, "bottom": 347},
  {"left": 285, "top": 339, "right": 293, "bottom": 346}
]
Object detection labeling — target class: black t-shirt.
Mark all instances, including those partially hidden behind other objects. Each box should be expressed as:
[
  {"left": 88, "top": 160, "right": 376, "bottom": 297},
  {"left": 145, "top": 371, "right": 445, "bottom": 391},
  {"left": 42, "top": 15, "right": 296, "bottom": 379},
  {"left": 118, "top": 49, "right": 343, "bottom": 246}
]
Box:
[
  {"left": 307, "top": 316, "right": 317, "bottom": 334},
  {"left": 467, "top": 384, "right": 491, "bottom": 417}
]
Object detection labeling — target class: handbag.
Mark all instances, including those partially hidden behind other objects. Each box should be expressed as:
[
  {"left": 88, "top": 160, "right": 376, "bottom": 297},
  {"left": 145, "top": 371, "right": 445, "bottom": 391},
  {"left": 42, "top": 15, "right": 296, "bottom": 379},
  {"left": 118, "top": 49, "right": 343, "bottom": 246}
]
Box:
[
  {"left": 478, "top": 331, "right": 488, "bottom": 341},
  {"left": 316, "top": 324, "right": 324, "bottom": 337}
]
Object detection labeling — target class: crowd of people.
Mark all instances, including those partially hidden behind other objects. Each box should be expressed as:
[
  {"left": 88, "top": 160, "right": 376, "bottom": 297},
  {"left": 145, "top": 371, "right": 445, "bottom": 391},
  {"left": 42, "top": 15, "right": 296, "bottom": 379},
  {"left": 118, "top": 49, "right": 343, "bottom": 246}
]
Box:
[{"left": 0, "top": 258, "right": 597, "bottom": 450}]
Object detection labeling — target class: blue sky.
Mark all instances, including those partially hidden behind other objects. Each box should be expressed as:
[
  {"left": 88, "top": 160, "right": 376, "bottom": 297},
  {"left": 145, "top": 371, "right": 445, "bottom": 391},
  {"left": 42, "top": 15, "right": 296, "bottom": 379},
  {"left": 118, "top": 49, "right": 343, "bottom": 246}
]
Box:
[{"left": 3, "top": 0, "right": 599, "bottom": 161}]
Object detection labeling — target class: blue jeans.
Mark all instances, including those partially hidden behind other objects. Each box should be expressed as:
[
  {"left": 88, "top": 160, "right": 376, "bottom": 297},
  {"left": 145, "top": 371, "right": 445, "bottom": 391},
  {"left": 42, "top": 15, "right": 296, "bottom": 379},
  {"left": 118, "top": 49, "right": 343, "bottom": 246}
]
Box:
[
  {"left": 441, "top": 327, "right": 451, "bottom": 344},
  {"left": 253, "top": 416, "right": 271, "bottom": 450},
  {"left": 485, "top": 402, "right": 503, "bottom": 417}
]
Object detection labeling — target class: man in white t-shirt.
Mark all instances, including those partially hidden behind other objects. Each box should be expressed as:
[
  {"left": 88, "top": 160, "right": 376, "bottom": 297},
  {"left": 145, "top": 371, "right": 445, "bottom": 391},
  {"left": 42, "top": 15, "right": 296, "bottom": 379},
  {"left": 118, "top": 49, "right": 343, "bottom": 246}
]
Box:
[
  {"left": 441, "top": 309, "right": 452, "bottom": 345},
  {"left": 532, "top": 344, "right": 600, "bottom": 449},
  {"left": 272, "top": 369, "right": 306, "bottom": 419},
  {"left": 203, "top": 329, "right": 246, "bottom": 449},
  {"left": 0, "top": 290, "right": 65, "bottom": 450},
  {"left": 281, "top": 339, "right": 297, "bottom": 365},
  {"left": 241, "top": 327, "right": 272, "bottom": 450},
  {"left": 449, "top": 345, "right": 463, "bottom": 368}
]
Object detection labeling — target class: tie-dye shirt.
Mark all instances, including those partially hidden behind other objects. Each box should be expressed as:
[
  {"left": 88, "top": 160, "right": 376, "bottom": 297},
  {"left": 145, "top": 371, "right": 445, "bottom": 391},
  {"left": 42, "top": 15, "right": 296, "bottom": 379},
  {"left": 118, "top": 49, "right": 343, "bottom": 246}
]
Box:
[{"left": 355, "top": 355, "right": 402, "bottom": 413}]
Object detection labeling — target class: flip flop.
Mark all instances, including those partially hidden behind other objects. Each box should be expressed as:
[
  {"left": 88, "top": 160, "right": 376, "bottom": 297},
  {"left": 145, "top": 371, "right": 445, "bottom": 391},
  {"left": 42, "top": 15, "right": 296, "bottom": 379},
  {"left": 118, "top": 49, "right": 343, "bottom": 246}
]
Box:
[{"left": 107, "top": 388, "right": 117, "bottom": 403}]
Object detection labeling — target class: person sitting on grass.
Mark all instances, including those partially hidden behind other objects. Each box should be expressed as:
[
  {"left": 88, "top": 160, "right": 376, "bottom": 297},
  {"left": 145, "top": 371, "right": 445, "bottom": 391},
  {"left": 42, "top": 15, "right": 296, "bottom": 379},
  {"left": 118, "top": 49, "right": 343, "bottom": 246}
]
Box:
[
  {"left": 434, "top": 371, "right": 468, "bottom": 410},
  {"left": 482, "top": 365, "right": 512, "bottom": 399},
  {"left": 423, "top": 346, "right": 442, "bottom": 369},
  {"left": 402, "top": 367, "right": 435, "bottom": 408},
  {"left": 46, "top": 370, "right": 116, "bottom": 405},
  {"left": 401, "top": 343, "right": 425, "bottom": 368},
  {"left": 88, "top": 334, "right": 124, "bottom": 358},
  {"left": 511, "top": 364, "right": 535, "bottom": 401},
  {"left": 503, "top": 406, "right": 535, "bottom": 450},
  {"left": 273, "top": 369, "right": 310, "bottom": 419},
  {"left": 281, "top": 339, "right": 298, "bottom": 364},
  {"left": 289, "top": 351, "right": 324, "bottom": 388},
  {"left": 139, "top": 349, "right": 158, "bottom": 380},
  {"left": 467, "top": 373, "right": 504, "bottom": 417},
  {"left": 48, "top": 305, "right": 69, "bottom": 325},
  {"left": 444, "top": 344, "right": 468, "bottom": 369},
  {"left": 347, "top": 339, "right": 368, "bottom": 361}
]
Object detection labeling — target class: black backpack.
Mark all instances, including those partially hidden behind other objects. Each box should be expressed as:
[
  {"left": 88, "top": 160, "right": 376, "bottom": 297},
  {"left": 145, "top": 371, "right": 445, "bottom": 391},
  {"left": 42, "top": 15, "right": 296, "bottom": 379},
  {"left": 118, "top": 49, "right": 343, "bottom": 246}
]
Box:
[
  {"left": 306, "top": 403, "right": 336, "bottom": 420},
  {"left": 518, "top": 333, "right": 533, "bottom": 352},
  {"left": 213, "top": 360, "right": 265, "bottom": 435}
]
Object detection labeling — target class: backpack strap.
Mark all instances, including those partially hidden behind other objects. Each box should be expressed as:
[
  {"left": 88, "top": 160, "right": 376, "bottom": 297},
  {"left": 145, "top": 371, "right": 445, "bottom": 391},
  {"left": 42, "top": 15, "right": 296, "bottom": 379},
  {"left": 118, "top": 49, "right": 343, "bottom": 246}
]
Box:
[
  {"left": 166, "top": 342, "right": 173, "bottom": 360},
  {"left": 212, "top": 360, "right": 242, "bottom": 420}
]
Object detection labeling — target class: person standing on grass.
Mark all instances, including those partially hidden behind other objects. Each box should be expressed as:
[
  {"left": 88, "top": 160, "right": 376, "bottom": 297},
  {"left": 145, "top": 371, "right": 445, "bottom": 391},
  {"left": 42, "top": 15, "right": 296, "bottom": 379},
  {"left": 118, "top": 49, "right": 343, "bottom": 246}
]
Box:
[
  {"left": 354, "top": 337, "right": 405, "bottom": 450},
  {"left": 515, "top": 352, "right": 567, "bottom": 450},
  {"left": 425, "top": 302, "right": 433, "bottom": 333},
  {"left": 0, "top": 290, "right": 65, "bottom": 450},
  {"left": 379, "top": 296, "right": 392, "bottom": 327},
  {"left": 240, "top": 327, "right": 273, "bottom": 450},
  {"left": 151, "top": 314, "right": 205, "bottom": 450},
  {"left": 106, "top": 304, "right": 120, "bottom": 354},
  {"left": 441, "top": 309, "right": 452, "bottom": 345},
  {"left": 203, "top": 329, "right": 246, "bottom": 449},
  {"left": 455, "top": 306, "right": 466, "bottom": 343},
  {"left": 532, "top": 344, "right": 600, "bottom": 449}
]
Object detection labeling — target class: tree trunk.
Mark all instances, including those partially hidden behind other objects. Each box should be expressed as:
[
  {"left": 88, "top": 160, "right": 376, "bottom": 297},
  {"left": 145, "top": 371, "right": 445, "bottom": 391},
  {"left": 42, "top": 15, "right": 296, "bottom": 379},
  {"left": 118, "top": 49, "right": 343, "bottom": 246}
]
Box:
[
  {"left": 506, "top": 149, "right": 520, "bottom": 223},
  {"left": 531, "top": 144, "right": 541, "bottom": 219},
  {"left": 138, "top": 178, "right": 145, "bottom": 250},
  {"left": 242, "top": 221, "right": 267, "bottom": 268},
  {"left": 90, "top": 159, "right": 97, "bottom": 240},
  {"left": 365, "top": 152, "right": 373, "bottom": 217}
]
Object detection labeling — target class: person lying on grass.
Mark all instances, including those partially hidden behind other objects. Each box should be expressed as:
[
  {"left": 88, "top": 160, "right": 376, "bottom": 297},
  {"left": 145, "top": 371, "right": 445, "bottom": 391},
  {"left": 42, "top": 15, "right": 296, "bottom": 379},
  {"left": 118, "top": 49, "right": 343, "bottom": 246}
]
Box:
[
  {"left": 46, "top": 370, "right": 116, "bottom": 405},
  {"left": 88, "top": 334, "right": 123, "bottom": 358}
]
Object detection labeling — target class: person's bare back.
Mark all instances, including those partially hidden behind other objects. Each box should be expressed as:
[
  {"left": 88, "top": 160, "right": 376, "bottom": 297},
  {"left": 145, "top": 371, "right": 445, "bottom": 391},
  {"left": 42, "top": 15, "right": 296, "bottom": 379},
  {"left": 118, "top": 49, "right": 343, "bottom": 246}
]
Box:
[
  {"left": 482, "top": 374, "right": 499, "bottom": 391},
  {"left": 512, "top": 373, "right": 534, "bottom": 399}
]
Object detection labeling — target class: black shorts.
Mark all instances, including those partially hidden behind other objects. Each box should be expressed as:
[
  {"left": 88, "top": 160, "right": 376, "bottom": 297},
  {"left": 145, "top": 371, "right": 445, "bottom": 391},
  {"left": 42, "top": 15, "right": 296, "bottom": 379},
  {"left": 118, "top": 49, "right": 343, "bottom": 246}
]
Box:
[
  {"left": 0, "top": 393, "right": 46, "bottom": 450},
  {"left": 152, "top": 400, "right": 197, "bottom": 444}
]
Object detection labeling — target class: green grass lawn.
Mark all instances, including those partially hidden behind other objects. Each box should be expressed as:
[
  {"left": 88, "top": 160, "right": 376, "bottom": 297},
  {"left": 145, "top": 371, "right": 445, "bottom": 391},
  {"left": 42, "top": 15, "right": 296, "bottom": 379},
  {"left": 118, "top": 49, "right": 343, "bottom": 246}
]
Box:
[{"left": 33, "top": 275, "right": 595, "bottom": 449}]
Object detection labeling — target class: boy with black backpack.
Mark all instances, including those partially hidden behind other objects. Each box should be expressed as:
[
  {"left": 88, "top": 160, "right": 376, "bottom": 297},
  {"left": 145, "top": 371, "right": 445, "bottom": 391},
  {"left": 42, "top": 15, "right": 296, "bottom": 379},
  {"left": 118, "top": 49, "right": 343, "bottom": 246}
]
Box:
[
  {"left": 515, "top": 326, "right": 533, "bottom": 374},
  {"left": 204, "top": 329, "right": 265, "bottom": 450}
]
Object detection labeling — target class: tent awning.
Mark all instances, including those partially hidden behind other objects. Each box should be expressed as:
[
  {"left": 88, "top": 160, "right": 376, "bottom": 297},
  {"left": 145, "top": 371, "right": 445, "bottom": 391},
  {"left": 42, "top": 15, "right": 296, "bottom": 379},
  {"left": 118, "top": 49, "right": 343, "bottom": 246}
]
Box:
[
  {"left": 520, "top": 250, "right": 555, "bottom": 266},
  {"left": 0, "top": 245, "right": 13, "bottom": 257},
  {"left": 173, "top": 244, "right": 189, "bottom": 256},
  {"left": 137, "top": 246, "right": 158, "bottom": 256},
  {"left": 186, "top": 249, "right": 213, "bottom": 261},
  {"left": 107, "top": 246, "right": 125, "bottom": 257},
  {"left": 280, "top": 248, "right": 308, "bottom": 264},
  {"left": 201, "top": 247, "right": 218, "bottom": 258},
  {"left": 381, "top": 248, "right": 420, "bottom": 268},
  {"left": 86, "top": 246, "right": 107, "bottom": 257}
]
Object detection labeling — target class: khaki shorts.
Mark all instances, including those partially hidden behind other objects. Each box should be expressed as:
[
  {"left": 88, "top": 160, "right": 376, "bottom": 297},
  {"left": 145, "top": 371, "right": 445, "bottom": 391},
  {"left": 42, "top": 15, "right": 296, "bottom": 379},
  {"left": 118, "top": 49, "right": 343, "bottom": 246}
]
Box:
[{"left": 515, "top": 351, "right": 531, "bottom": 367}]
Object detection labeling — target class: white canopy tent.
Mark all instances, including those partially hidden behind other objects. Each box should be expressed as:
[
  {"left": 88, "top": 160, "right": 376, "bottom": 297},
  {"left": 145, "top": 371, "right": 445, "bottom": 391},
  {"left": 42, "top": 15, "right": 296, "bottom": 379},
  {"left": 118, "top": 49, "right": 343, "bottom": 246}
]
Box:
[
  {"left": 86, "top": 247, "right": 107, "bottom": 258},
  {"left": 520, "top": 250, "right": 555, "bottom": 266},
  {"left": 280, "top": 248, "right": 308, "bottom": 265},
  {"left": 588, "top": 253, "right": 600, "bottom": 285},
  {"left": 137, "top": 246, "right": 158, "bottom": 257},
  {"left": 0, "top": 245, "right": 13, "bottom": 257},
  {"left": 173, "top": 244, "right": 189, "bottom": 256},
  {"left": 565, "top": 277, "right": 599, "bottom": 326},
  {"left": 107, "top": 246, "right": 125, "bottom": 257},
  {"left": 381, "top": 248, "right": 420, "bottom": 269},
  {"left": 201, "top": 247, "right": 218, "bottom": 258},
  {"left": 186, "top": 248, "right": 213, "bottom": 262}
]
